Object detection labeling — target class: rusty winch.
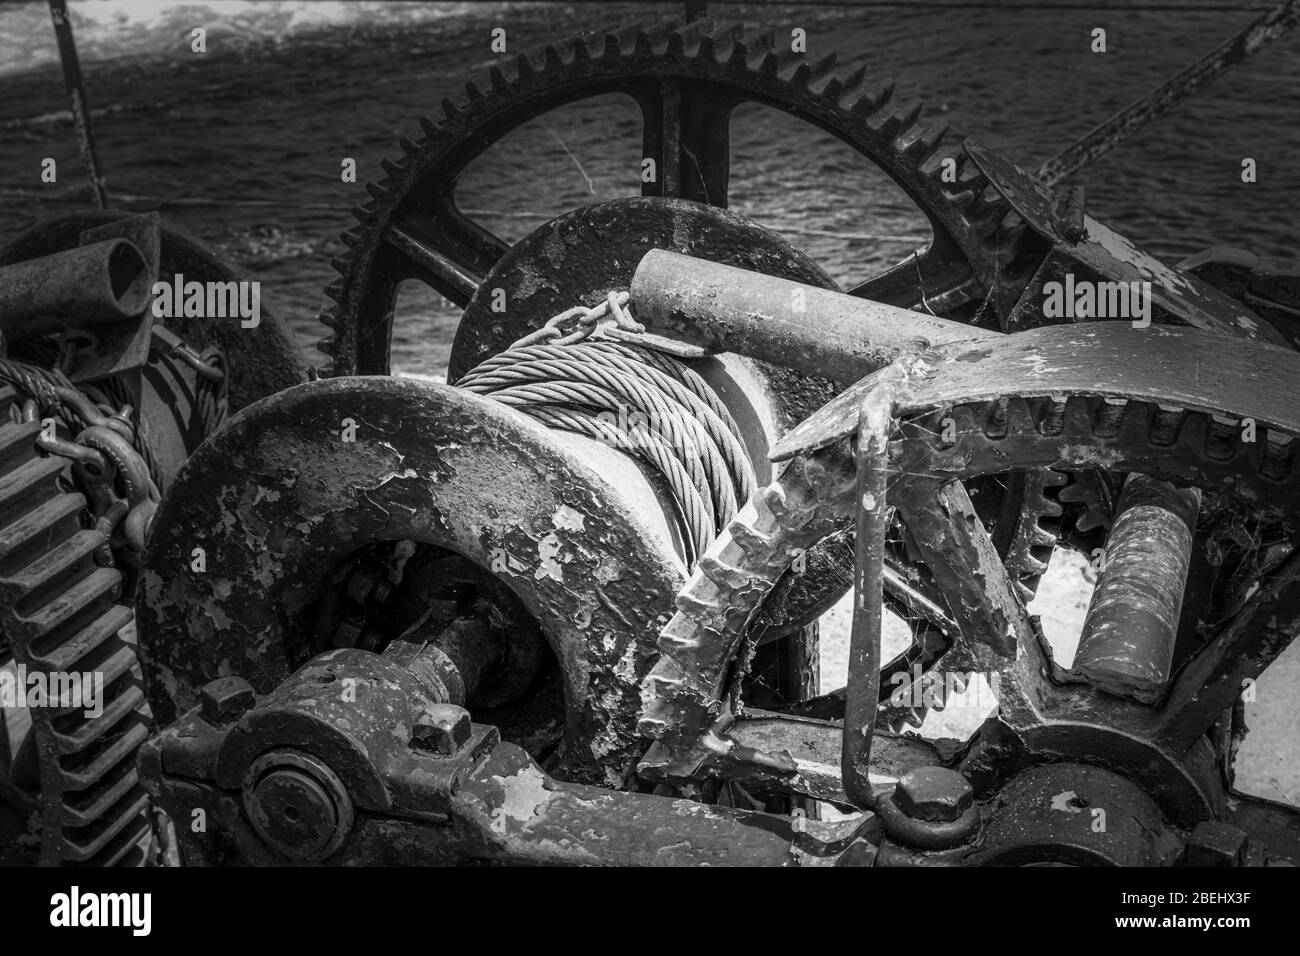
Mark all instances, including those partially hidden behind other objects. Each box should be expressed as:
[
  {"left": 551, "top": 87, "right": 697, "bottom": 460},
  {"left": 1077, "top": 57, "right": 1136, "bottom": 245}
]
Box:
[{"left": 3, "top": 12, "right": 1300, "bottom": 870}]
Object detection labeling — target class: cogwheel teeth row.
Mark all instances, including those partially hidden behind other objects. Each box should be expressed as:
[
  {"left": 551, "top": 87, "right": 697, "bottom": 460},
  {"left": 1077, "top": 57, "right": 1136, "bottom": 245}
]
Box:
[
  {"left": 317, "top": 17, "right": 1025, "bottom": 378},
  {"left": 638, "top": 445, "right": 859, "bottom": 742},
  {"left": 0, "top": 386, "right": 154, "bottom": 865}
]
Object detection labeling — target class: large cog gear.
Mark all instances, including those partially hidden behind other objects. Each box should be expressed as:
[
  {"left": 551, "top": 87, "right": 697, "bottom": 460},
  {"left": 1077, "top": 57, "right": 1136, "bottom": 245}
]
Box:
[
  {"left": 317, "top": 16, "right": 1026, "bottom": 377},
  {"left": 641, "top": 324, "right": 1300, "bottom": 840}
]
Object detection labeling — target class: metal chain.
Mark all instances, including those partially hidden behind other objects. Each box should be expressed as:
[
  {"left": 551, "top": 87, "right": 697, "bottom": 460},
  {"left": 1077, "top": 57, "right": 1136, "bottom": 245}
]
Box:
[
  {"left": 2, "top": 352, "right": 165, "bottom": 558},
  {"left": 509, "top": 291, "right": 645, "bottom": 349}
]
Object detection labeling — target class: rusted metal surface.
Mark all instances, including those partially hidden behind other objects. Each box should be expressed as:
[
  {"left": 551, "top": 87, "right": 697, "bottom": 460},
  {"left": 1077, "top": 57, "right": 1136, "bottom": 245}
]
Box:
[
  {"left": 841, "top": 388, "right": 893, "bottom": 809},
  {"left": 444, "top": 199, "right": 837, "bottom": 705},
  {"left": 657, "top": 315, "right": 1300, "bottom": 830},
  {"left": 449, "top": 198, "right": 841, "bottom": 385},
  {"left": 638, "top": 439, "right": 859, "bottom": 754},
  {"left": 631, "top": 250, "right": 995, "bottom": 384},
  {"left": 1037, "top": 0, "right": 1300, "bottom": 187},
  {"left": 1180, "top": 246, "right": 1300, "bottom": 349},
  {"left": 143, "top": 649, "right": 880, "bottom": 866},
  {"left": 0, "top": 212, "right": 308, "bottom": 413},
  {"left": 139, "top": 639, "right": 1300, "bottom": 865},
  {"left": 320, "top": 19, "right": 1023, "bottom": 378},
  {"left": 875, "top": 767, "right": 979, "bottom": 850},
  {"left": 640, "top": 707, "right": 945, "bottom": 806},
  {"left": 64, "top": 214, "right": 159, "bottom": 383},
  {"left": 1072, "top": 475, "right": 1200, "bottom": 703},
  {"left": 775, "top": 323, "right": 1300, "bottom": 463},
  {"left": 0, "top": 239, "right": 149, "bottom": 337},
  {"left": 0, "top": 384, "right": 153, "bottom": 865},
  {"left": 135, "top": 376, "right": 688, "bottom": 787},
  {"left": 1154, "top": 548, "right": 1300, "bottom": 754},
  {"left": 966, "top": 138, "right": 1288, "bottom": 346},
  {"left": 967, "top": 764, "right": 1181, "bottom": 866}
]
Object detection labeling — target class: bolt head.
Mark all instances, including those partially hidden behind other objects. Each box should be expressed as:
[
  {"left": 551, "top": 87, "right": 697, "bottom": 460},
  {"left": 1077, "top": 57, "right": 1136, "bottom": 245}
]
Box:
[
  {"left": 411, "top": 703, "right": 471, "bottom": 756},
  {"left": 199, "top": 676, "right": 256, "bottom": 725},
  {"left": 1185, "top": 821, "right": 1249, "bottom": 867},
  {"left": 894, "top": 766, "right": 973, "bottom": 822}
]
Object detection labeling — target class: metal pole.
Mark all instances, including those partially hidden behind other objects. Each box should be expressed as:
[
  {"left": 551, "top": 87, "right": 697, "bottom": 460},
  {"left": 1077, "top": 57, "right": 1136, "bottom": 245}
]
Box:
[
  {"left": 1039, "top": 0, "right": 1300, "bottom": 185},
  {"left": 841, "top": 389, "right": 892, "bottom": 810},
  {"left": 47, "top": 0, "right": 109, "bottom": 209},
  {"left": 631, "top": 250, "right": 996, "bottom": 383}
]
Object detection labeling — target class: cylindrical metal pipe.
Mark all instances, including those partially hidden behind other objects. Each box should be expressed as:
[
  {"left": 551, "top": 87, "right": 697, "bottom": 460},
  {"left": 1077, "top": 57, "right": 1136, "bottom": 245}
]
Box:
[
  {"left": 1074, "top": 474, "right": 1201, "bottom": 704},
  {"left": 0, "top": 239, "right": 150, "bottom": 339},
  {"left": 630, "top": 250, "right": 994, "bottom": 383}
]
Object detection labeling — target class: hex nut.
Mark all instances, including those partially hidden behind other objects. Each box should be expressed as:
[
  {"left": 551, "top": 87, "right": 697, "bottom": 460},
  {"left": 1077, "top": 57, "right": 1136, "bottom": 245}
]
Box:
[
  {"left": 411, "top": 703, "right": 472, "bottom": 756},
  {"left": 894, "top": 766, "right": 974, "bottom": 823},
  {"left": 1185, "top": 821, "right": 1249, "bottom": 867},
  {"left": 199, "top": 675, "right": 256, "bottom": 725}
]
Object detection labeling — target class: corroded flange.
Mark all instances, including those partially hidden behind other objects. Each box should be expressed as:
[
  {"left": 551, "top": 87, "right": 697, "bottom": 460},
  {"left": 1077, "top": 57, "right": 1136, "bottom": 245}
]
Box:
[{"left": 134, "top": 376, "right": 687, "bottom": 786}]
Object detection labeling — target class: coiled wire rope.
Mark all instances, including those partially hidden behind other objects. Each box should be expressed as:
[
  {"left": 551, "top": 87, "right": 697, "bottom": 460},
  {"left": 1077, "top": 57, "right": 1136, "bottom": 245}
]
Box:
[{"left": 456, "top": 292, "right": 756, "bottom": 565}]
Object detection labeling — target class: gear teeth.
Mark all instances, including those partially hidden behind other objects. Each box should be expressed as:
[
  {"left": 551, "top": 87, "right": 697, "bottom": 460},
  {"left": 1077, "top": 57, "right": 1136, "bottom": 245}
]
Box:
[
  {"left": 786, "top": 62, "right": 812, "bottom": 88},
  {"left": 850, "top": 77, "right": 895, "bottom": 115},
  {"left": 340, "top": 229, "right": 362, "bottom": 249},
  {"left": 0, "top": 437, "right": 153, "bottom": 865},
  {"left": 350, "top": 204, "right": 378, "bottom": 226},
  {"left": 899, "top": 121, "right": 948, "bottom": 161},
  {"left": 514, "top": 52, "right": 538, "bottom": 84},
  {"left": 641, "top": 20, "right": 682, "bottom": 55},
  {"left": 872, "top": 95, "right": 924, "bottom": 136},
  {"left": 324, "top": 278, "right": 346, "bottom": 299},
  {"left": 806, "top": 53, "right": 841, "bottom": 93},
  {"left": 746, "top": 30, "right": 778, "bottom": 70},
  {"left": 837, "top": 64, "right": 868, "bottom": 101},
  {"left": 330, "top": 254, "right": 352, "bottom": 274},
  {"left": 365, "top": 182, "right": 390, "bottom": 202},
  {"left": 321, "top": 18, "right": 1028, "bottom": 383}
]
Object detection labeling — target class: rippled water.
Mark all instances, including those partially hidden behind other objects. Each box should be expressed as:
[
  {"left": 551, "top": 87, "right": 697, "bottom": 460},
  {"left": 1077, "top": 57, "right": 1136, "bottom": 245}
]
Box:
[{"left": 1, "top": 0, "right": 1297, "bottom": 375}]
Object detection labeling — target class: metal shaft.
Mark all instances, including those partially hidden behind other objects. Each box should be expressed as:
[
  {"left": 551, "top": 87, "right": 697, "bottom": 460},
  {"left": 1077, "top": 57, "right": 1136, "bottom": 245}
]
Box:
[
  {"left": 0, "top": 239, "right": 151, "bottom": 340},
  {"left": 1039, "top": 0, "right": 1300, "bottom": 185},
  {"left": 47, "top": 0, "right": 108, "bottom": 209},
  {"left": 1074, "top": 474, "right": 1201, "bottom": 704},
  {"left": 630, "top": 250, "right": 994, "bottom": 383}
]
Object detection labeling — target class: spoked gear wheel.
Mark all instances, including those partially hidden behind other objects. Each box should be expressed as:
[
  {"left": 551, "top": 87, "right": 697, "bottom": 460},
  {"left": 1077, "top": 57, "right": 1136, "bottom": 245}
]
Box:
[
  {"left": 317, "top": 16, "right": 1026, "bottom": 378},
  {"left": 0, "top": 386, "right": 153, "bottom": 866},
  {"left": 643, "top": 325, "right": 1300, "bottom": 861}
]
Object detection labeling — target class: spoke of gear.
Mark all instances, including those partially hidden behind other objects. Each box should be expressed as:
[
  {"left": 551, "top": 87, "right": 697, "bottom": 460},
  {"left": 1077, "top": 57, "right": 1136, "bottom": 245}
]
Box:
[{"left": 317, "top": 17, "right": 1027, "bottom": 378}]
